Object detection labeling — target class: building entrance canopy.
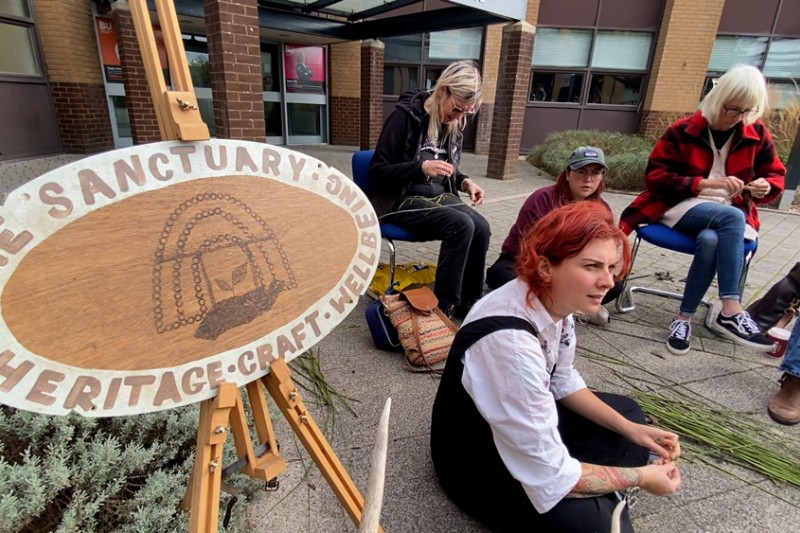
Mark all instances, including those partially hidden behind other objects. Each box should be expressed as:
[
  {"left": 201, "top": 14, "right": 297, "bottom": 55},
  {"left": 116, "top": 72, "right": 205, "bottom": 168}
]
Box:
[{"left": 164, "top": 0, "right": 526, "bottom": 42}]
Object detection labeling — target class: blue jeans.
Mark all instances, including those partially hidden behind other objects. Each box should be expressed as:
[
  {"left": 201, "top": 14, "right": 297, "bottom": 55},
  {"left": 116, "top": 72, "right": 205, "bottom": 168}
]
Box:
[
  {"left": 672, "top": 202, "right": 746, "bottom": 316},
  {"left": 782, "top": 323, "right": 800, "bottom": 379}
]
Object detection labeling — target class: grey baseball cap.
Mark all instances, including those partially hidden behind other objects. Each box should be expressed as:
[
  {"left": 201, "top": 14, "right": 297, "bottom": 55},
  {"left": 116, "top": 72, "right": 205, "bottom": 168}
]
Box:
[{"left": 567, "top": 146, "right": 608, "bottom": 170}]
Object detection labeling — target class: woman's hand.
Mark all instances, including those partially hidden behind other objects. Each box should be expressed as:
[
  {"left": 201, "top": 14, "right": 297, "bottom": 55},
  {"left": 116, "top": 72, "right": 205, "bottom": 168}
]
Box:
[
  {"left": 461, "top": 178, "right": 485, "bottom": 206},
  {"left": 746, "top": 177, "right": 771, "bottom": 199},
  {"left": 421, "top": 160, "right": 455, "bottom": 180},
  {"left": 640, "top": 462, "right": 681, "bottom": 496},
  {"left": 699, "top": 176, "right": 745, "bottom": 196},
  {"left": 625, "top": 422, "right": 681, "bottom": 460}
]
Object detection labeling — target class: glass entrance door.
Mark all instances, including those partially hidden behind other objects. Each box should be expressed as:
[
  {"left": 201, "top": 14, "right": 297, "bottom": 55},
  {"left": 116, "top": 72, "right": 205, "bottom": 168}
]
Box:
[{"left": 283, "top": 43, "right": 327, "bottom": 144}]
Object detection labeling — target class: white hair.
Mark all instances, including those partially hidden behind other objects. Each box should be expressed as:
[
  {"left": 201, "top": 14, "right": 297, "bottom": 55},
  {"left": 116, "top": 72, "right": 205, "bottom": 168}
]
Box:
[{"left": 699, "top": 64, "right": 769, "bottom": 126}]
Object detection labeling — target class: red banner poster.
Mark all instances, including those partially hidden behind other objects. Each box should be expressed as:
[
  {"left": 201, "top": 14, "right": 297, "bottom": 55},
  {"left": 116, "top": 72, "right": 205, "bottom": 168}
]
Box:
[{"left": 284, "top": 44, "right": 326, "bottom": 92}]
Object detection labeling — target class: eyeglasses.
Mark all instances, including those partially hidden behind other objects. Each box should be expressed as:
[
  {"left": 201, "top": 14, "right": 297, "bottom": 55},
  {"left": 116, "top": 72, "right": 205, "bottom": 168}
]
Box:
[
  {"left": 448, "top": 93, "right": 475, "bottom": 116},
  {"left": 723, "top": 106, "right": 757, "bottom": 119},
  {"left": 573, "top": 169, "right": 605, "bottom": 180}
]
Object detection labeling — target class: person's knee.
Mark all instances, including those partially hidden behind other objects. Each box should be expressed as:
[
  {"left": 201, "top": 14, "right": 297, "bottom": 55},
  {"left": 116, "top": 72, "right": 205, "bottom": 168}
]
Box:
[
  {"left": 720, "top": 205, "right": 746, "bottom": 228},
  {"left": 439, "top": 210, "right": 475, "bottom": 238},
  {"left": 696, "top": 229, "right": 719, "bottom": 252}
]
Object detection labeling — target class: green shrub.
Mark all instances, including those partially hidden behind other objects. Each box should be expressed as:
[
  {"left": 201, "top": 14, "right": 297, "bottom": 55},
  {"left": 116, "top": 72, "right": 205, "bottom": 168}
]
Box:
[
  {"left": 527, "top": 129, "right": 656, "bottom": 192},
  {"left": 0, "top": 403, "right": 259, "bottom": 533}
]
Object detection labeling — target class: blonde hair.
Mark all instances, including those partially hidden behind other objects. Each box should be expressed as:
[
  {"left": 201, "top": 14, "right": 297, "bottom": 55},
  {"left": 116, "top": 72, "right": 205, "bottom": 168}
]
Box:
[
  {"left": 425, "top": 61, "right": 482, "bottom": 145},
  {"left": 700, "top": 64, "right": 769, "bottom": 127}
]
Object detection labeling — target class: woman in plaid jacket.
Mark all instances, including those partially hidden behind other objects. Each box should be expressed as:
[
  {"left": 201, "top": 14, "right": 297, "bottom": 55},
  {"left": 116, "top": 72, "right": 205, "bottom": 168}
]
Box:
[{"left": 620, "top": 65, "right": 785, "bottom": 355}]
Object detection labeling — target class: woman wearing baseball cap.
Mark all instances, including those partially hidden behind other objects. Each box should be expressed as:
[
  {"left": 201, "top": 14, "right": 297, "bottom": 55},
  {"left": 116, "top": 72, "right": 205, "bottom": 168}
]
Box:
[{"left": 486, "top": 146, "right": 621, "bottom": 324}]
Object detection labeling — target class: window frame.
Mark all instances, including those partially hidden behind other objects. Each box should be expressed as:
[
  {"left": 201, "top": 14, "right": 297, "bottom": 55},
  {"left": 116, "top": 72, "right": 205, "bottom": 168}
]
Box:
[
  {"left": 0, "top": 0, "right": 45, "bottom": 83},
  {"left": 382, "top": 28, "right": 485, "bottom": 99},
  {"left": 528, "top": 26, "right": 656, "bottom": 109},
  {"left": 706, "top": 33, "right": 800, "bottom": 110}
]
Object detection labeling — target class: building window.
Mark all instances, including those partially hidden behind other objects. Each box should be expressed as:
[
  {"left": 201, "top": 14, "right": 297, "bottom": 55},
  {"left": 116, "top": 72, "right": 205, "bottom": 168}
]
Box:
[
  {"left": 708, "top": 36, "right": 768, "bottom": 72},
  {"left": 707, "top": 36, "right": 800, "bottom": 109},
  {"left": 531, "top": 29, "right": 653, "bottom": 107},
  {"left": 0, "top": 0, "right": 41, "bottom": 78},
  {"left": 383, "top": 29, "right": 483, "bottom": 97}
]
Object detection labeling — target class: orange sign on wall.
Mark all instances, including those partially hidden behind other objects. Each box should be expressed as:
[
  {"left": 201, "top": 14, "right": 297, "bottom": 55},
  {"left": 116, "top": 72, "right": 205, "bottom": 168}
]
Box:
[{"left": 96, "top": 16, "right": 168, "bottom": 83}]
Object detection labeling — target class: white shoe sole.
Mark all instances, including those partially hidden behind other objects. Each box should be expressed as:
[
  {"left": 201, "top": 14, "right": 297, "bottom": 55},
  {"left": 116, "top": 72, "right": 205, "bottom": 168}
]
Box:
[
  {"left": 666, "top": 341, "right": 690, "bottom": 356},
  {"left": 713, "top": 322, "right": 775, "bottom": 352}
]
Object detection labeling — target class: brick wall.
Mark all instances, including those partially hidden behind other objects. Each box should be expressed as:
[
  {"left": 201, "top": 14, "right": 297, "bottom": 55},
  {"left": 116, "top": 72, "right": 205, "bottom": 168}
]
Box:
[
  {"left": 50, "top": 83, "right": 114, "bottom": 153},
  {"left": 331, "top": 96, "right": 360, "bottom": 146},
  {"left": 330, "top": 41, "right": 361, "bottom": 145},
  {"left": 113, "top": 7, "right": 162, "bottom": 144},
  {"left": 640, "top": 0, "right": 725, "bottom": 135},
  {"left": 205, "top": 0, "right": 265, "bottom": 141},
  {"left": 33, "top": 0, "right": 104, "bottom": 85},
  {"left": 360, "top": 40, "right": 384, "bottom": 150},
  {"left": 487, "top": 22, "right": 535, "bottom": 180},
  {"left": 34, "top": 0, "right": 113, "bottom": 153}
]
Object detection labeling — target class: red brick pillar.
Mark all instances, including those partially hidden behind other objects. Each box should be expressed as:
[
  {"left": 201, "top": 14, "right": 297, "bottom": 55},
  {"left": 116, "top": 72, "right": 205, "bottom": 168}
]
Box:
[
  {"left": 360, "top": 39, "right": 384, "bottom": 150},
  {"left": 487, "top": 22, "right": 535, "bottom": 180},
  {"left": 113, "top": 4, "right": 161, "bottom": 144},
  {"left": 204, "top": 0, "right": 265, "bottom": 141}
]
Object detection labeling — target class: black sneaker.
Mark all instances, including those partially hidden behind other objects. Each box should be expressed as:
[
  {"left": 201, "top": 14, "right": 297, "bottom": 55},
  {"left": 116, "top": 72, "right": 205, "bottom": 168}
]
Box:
[
  {"left": 714, "top": 311, "right": 774, "bottom": 351},
  {"left": 666, "top": 318, "right": 691, "bottom": 355}
]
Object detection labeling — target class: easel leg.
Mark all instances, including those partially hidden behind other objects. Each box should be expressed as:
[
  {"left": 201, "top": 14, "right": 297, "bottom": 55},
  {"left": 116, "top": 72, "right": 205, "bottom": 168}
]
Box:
[
  {"left": 262, "top": 359, "right": 384, "bottom": 533},
  {"left": 188, "top": 383, "right": 238, "bottom": 533}
]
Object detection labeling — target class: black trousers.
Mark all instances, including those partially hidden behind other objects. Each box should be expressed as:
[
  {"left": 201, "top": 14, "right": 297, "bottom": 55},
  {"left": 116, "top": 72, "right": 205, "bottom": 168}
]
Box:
[
  {"left": 445, "top": 392, "right": 650, "bottom": 533},
  {"left": 381, "top": 194, "right": 490, "bottom": 309},
  {"left": 486, "top": 253, "right": 625, "bottom": 304}
]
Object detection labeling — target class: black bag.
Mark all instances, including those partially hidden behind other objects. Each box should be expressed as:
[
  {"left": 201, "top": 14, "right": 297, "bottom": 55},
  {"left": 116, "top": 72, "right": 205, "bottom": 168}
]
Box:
[{"left": 746, "top": 262, "right": 800, "bottom": 331}]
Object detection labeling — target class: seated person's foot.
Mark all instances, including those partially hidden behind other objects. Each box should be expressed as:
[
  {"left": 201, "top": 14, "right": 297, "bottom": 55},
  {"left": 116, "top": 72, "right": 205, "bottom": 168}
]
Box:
[
  {"left": 574, "top": 306, "right": 610, "bottom": 326},
  {"left": 438, "top": 301, "right": 456, "bottom": 319},
  {"left": 714, "top": 311, "right": 774, "bottom": 351},
  {"left": 666, "top": 317, "right": 691, "bottom": 355}
]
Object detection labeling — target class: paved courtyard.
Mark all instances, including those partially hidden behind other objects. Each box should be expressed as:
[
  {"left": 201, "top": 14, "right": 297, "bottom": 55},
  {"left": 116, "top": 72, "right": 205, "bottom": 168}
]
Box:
[{"left": 2, "top": 146, "right": 799, "bottom": 532}]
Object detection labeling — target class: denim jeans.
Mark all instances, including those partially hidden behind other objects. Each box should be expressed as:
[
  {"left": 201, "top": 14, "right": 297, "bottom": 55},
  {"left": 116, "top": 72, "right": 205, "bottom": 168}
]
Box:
[
  {"left": 781, "top": 323, "right": 800, "bottom": 379},
  {"left": 672, "top": 202, "right": 746, "bottom": 316},
  {"left": 381, "top": 193, "right": 490, "bottom": 309}
]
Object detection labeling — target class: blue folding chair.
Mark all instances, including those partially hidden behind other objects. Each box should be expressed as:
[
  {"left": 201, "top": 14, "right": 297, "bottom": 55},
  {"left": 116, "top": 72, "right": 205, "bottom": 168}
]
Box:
[
  {"left": 351, "top": 150, "right": 421, "bottom": 290},
  {"left": 615, "top": 222, "right": 758, "bottom": 330}
]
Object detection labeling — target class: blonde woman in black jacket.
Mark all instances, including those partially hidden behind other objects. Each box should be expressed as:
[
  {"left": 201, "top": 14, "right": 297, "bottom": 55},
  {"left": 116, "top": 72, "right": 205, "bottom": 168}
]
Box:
[{"left": 368, "top": 61, "right": 489, "bottom": 318}]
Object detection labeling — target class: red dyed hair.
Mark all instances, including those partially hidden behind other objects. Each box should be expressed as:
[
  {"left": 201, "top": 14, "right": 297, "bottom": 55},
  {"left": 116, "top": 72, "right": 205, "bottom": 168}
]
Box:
[
  {"left": 516, "top": 201, "right": 631, "bottom": 309},
  {"left": 554, "top": 167, "right": 606, "bottom": 203}
]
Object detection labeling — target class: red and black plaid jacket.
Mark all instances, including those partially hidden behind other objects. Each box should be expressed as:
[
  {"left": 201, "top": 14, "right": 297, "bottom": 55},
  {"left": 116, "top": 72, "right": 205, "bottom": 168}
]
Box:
[{"left": 619, "top": 111, "right": 785, "bottom": 235}]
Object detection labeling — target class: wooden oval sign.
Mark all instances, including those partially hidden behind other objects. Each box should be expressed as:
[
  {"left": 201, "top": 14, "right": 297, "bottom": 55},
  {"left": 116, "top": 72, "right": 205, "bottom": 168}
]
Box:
[{"left": 0, "top": 140, "right": 380, "bottom": 417}]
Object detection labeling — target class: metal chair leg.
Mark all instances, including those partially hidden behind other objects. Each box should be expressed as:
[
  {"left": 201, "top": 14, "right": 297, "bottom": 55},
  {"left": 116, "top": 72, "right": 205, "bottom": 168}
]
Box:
[
  {"left": 385, "top": 238, "right": 397, "bottom": 290},
  {"left": 615, "top": 235, "right": 642, "bottom": 313}
]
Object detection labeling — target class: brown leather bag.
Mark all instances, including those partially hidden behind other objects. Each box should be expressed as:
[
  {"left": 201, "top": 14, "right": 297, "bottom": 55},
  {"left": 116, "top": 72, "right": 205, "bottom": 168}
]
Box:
[{"left": 380, "top": 287, "right": 458, "bottom": 372}]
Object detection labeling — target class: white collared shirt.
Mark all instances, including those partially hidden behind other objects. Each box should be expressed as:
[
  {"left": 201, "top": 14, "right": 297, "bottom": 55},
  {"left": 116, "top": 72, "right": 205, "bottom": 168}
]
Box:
[{"left": 461, "top": 278, "right": 586, "bottom": 513}]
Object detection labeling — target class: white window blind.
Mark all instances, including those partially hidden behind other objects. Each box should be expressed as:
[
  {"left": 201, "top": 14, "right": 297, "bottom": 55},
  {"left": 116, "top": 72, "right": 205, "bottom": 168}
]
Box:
[
  {"left": 532, "top": 28, "right": 592, "bottom": 68},
  {"left": 591, "top": 31, "right": 652, "bottom": 71},
  {"left": 429, "top": 28, "right": 483, "bottom": 60},
  {"left": 708, "top": 36, "right": 768, "bottom": 72},
  {"left": 764, "top": 38, "right": 800, "bottom": 78}
]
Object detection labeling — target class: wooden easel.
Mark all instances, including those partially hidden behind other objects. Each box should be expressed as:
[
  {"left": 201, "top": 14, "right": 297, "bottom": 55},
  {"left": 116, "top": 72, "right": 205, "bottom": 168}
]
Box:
[{"left": 125, "top": 1, "right": 381, "bottom": 531}]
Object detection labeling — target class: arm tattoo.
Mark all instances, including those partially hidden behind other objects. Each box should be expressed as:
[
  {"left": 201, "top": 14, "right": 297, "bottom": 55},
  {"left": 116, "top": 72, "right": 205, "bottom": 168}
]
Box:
[{"left": 569, "top": 464, "right": 643, "bottom": 498}]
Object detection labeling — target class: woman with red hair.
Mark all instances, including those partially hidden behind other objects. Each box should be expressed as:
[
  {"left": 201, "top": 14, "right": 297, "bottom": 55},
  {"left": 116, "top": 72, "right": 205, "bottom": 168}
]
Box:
[{"left": 431, "top": 202, "right": 681, "bottom": 532}]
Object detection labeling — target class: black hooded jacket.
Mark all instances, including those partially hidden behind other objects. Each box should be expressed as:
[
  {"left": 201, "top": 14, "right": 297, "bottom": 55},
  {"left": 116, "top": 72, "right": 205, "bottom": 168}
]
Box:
[{"left": 367, "top": 89, "right": 467, "bottom": 217}]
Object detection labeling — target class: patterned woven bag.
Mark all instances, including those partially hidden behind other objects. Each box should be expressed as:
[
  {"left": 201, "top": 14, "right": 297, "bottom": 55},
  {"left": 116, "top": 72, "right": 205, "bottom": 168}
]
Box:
[{"left": 380, "top": 287, "right": 458, "bottom": 371}]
